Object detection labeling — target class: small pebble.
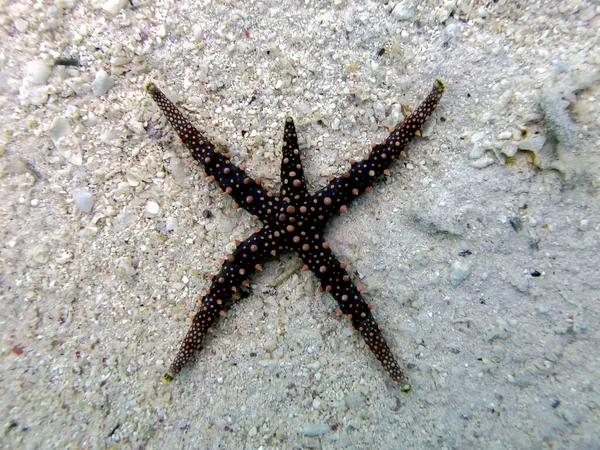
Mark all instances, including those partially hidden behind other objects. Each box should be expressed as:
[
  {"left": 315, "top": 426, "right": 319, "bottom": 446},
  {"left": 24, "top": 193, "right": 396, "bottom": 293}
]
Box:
[
  {"left": 48, "top": 117, "right": 71, "bottom": 147},
  {"left": 14, "top": 18, "right": 29, "bottom": 33},
  {"left": 518, "top": 136, "right": 546, "bottom": 153},
  {"left": 450, "top": 261, "right": 471, "bottom": 286},
  {"left": 579, "top": 219, "right": 589, "bottom": 231},
  {"left": 470, "top": 155, "right": 495, "bottom": 169},
  {"left": 165, "top": 217, "right": 177, "bottom": 231},
  {"left": 331, "top": 117, "right": 340, "bottom": 131},
  {"left": 24, "top": 60, "right": 52, "bottom": 85},
  {"left": 497, "top": 131, "right": 512, "bottom": 140},
  {"left": 444, "top": 22, "right": 458, "bottom": 43},
  {"left": 469, "top": 144, "right": 486, "bottom": 160},
  {"left": 501, "top": 141, "right": 518, "bottom": 157},
  {"left": 391, "top": 4, "right": 414, "bottom": 21},
  {"left": 55, "top": 0, "right": 75, "bottom": 8},
  {"left": 146, "top": 201, "right": 160, "bottom": 215},
  {"left": 193, "top": 25, "right": 204, "bottom": 43},
  {"left": 298, "top": 424, "right": 330, "bottom": 436},
  {"left": 494, "top": 90, "right": 513, "bottom": 113},
  {"left": 73, "top": 190, "right": 94, "bottom": 213},
  {"left": 101, "top": 0, "right": 128, "bottom": 15},
  {"left": 307, "top": 361, "right": 321, "bottom": 371},
  {"left": 91, "top": 69, "right": 115, "bottom": 96},
  {"left": 389, "top": 103, "right": 404, "bottom": 126},
  {"left": 263, "top": 339, "right": 277, "bottom": 352}
]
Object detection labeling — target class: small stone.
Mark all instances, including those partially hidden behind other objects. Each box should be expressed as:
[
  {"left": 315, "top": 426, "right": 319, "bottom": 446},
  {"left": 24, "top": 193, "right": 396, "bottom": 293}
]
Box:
[
  {"left": 85, "top": 112, "right": 99, "bottom": 127},
  {"left": 14, "top": 18, "right": 29, "bottom": 33},
  {"left": 469, "top": 144, "right": 486, "bottom": 160},
  {"left": 73, "top": 190, "right": 94, "bottom": 213},
  {"left": 48, "top": 117, "right": 82, "bottom": 165},
  {"left": 55, "top": 0, "right": 76, "bottom": 8},
  {"left": 110, "top": 56, "right": 131, "bottom": 67},
  {"left": 91, "top": 69, "right": 115, "bottom": 96},
  {"left": 56, "top": 252, "right": 73, "bottom": 264},
  {"left": 470, "top": 155, "right": 495, "bottom": 168},
  {"left": 331, "top": 117, "right": 340, "bottom": 131},
  {"left": 497, "top": 131, "right": 512, "bottom": 140},
  {"left": 444, "top": 21, "right": 458, "bottom": 43},
  {"left": 494, "top": 90, "right": 513, "bottom": 113},
  {"left": 101, "top": 0, "right": 128, "bottom": 15},
  {"left": 146, "top": 201, "right": 160, "bottom": 215},
  {"left": 192, "top": 25, "right": 204, "bottom": 43},
  {"left": 307, "top": 361, "right": 321, "bottom": 371},
  {"left": 25, "top": 60, "right": 52, "bottom": 85},
  {"left": 579, "top": 219, "right": 589, "bottom": 231},
  {"left": 263, "top": 339, "right": 277, "bottom": 352},
  {"left": 391, "top": 4, "right": 414, "bottom": 21},
  {"left": 79, "top": 226, "right": 98, "bottom": 238},
  {"left": 450, "top": 261, "right": 470, "bottom": 286},
  {"left": 165, "top": 217, "right": 177, "bottom": 231},
  {"left": 501, "top": 141, "right": 518, "bottom": 157},
  {"left": 518, "top": 136, "right": 546, "bottom": 153},
  {"left": 298, "top": 424, "right": 330, "bottom": 436}
]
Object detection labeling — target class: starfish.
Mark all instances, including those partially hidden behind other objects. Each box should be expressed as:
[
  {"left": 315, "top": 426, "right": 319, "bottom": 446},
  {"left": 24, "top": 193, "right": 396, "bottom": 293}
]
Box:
[{"left": 146, "top": 79, "right": 445, "bottom": 390}]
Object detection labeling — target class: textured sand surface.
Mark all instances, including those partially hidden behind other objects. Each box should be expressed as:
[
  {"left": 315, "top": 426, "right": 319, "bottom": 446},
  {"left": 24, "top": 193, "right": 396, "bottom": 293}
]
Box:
[{"left": 1, "top": 1, "right": 599, "bottom": 448}]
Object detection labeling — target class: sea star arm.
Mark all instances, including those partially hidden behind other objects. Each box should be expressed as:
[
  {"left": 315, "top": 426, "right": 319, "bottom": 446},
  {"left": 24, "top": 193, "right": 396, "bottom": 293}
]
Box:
[
  {"left": 279, "top": 117, "right": 308, "bottom": 200},
  {"left": 310, "top": 79, "right": 445, "bottom": 222},
  {"left": 295, "top": 236, "right": 410, "bottom": 390},
  {"left": 146, "top": 82, "right": 277, "bottom": 221},
  {"left": 164, "top": 227, "right": 281, "bottom": 380}
]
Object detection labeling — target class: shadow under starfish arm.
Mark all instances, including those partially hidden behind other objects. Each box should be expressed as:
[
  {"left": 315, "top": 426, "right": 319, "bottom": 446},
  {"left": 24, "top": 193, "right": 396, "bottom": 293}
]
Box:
[
  {"left": 310, "top": 79, "right": 445, "bottom": 223},
  {"left": 146, "top": 82, "right": 277, "bottom": 220}
]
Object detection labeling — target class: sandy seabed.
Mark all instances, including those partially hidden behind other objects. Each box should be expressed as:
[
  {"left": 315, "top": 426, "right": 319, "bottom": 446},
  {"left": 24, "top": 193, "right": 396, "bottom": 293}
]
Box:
[{"left": 1, "top": 0, "right": 599, "bottom": 448}]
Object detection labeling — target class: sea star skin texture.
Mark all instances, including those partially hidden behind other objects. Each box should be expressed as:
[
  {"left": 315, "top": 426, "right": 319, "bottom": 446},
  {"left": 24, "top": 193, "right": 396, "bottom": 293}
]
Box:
[{"left": 147, "top": 80, "right": 445, "bottom": 389}]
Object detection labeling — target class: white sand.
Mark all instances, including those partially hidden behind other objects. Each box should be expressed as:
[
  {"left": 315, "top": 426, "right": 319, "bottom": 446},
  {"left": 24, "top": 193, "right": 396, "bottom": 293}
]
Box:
[{"left": 1, "top": 0, "right": 599, "bottom": 448}]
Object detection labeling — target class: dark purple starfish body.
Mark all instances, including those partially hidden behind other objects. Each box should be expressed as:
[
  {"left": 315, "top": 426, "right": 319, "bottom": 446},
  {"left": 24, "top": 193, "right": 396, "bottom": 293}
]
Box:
[{"left": 147, "top": 79, "right": 445, "bottom": 390}]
